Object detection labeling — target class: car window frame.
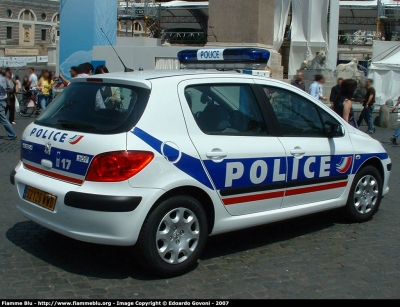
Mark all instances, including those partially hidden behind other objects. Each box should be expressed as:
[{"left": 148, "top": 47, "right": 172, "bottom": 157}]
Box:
[
  {"left": 254, "top": 83, "right": 345, "bottom": 138},
  {"left": 34, "top": 81, "right": 151, "bottom": 135},
  {"left": 183, "top": 82, "right": 277, "bottom": 137}
]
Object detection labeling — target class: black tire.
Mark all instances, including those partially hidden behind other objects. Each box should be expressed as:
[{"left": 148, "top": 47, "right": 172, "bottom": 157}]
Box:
[
  {"left": 19, "top": 98, "right": 35, "bottom": 117},
  {"left": 342, "top": 165, "right": 383, "bottom": 222},
  {"left": 135, "top": 196, "right": 208, "bottom": 277}
]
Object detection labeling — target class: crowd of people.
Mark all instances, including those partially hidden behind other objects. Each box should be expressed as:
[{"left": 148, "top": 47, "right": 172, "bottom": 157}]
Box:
[
  {"left": 1, "top": 63, "right": 398, "bottom": 142},
  {"left": 291, "top": 72, "right": 377, "bottom": 134},
  {"left": 59, "top": 62, "right": 95, "bottom": 86},
  {"left": 0, "top": 62, "right": 118, "bottom": 140},
  {"left": 0, "top": 67, "right": 55, "bottom": 140},
  {"left": 59, "top": 62, "right": 123, "bottom": 110}
]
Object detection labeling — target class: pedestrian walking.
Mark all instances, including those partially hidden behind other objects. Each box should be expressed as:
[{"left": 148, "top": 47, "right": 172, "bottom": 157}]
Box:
[
  {"left": 37, "top": 70, "right": 54, "bottom": 110},
  {"left": 4, "top": 70, "right": 16, "bottom": 125},
  {"left": 14, "top": 76, "right": 21, "bottom": 93},
  {"left": 59, "top": 66, "right": 78, "bottom": 87},
  {"left": 95, "top": 65, "right": 109, "bottom": 75},
  {"left": 333, "top": 79, "right": 358, "bottom": 128},
  {"left": 290, "top": 72, "right": 306, "bottom": 115},
  {"left": 357, "top": 78, "right": 376, "bottom": 134},
  {"left": 390, "top": 96, "right": 400, "bottom": 145},
  {"left": 14, "top": 75, "right": 21, "bottom": 117},
  {"left": 0, "top": 69, "right": 17, "bottom": 140},
  {"left": 291, "top": 72, "right": 306, "bottom": 91},
  {"left": 28, "top": 67, "right": 39, "bottom": 103},
  {"left": 21, "top": 75, "right": 31, "bottom": 102},
  {"left": 329, "top": 78, "right": 343, "bottom": 109},
  {"left": 77, "top": 62, "right": 94, "bottom": 77},
  {"left": 308, "top": 75, "right": 327, "bottom": 103}
]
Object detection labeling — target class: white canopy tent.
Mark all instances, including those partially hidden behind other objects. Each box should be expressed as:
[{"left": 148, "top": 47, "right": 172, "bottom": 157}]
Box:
[{"left": 369, "top": 44, "right": 400, "bottom": 104}]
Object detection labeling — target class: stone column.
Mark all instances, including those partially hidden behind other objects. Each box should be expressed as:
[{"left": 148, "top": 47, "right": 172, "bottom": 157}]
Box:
[{"left": 207, "top": 0, "right": 284, "bottom": 79}]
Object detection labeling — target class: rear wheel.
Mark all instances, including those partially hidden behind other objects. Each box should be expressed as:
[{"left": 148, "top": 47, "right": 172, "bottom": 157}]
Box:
[
  {"left": 343, "top": 165, "right": 382, "bottom": 222},
  {"left": 19, "top": 98, "right": 35, "bottom": 117},
  {"left": 136, "top": 196, "right": 208, "bottom": 276}
]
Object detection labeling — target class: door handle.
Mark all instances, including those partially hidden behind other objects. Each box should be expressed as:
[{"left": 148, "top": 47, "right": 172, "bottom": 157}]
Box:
[
  {"left": 206, "top": 150, "right": 227, "bottom": 159},
  {"left": 290, "top": 147, "right": 305, "bottom": 156}
]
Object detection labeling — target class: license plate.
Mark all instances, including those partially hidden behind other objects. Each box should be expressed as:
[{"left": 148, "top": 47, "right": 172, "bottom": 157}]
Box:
[{"left": 24, "top": 186, "right": 57, "bottom": 211}]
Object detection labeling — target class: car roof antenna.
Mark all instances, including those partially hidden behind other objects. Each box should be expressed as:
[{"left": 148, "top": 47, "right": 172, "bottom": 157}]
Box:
[{"left": 100, "top": 28, "right": 134, "bottom": 72}]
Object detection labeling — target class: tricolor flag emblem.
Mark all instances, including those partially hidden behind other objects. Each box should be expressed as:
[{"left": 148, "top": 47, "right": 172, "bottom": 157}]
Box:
[
  {"left": 69, "top": 135, "right": 84, "bottom": 145},
  {"left": 336, "top": 156, "right": 353, "bottom": 174}
]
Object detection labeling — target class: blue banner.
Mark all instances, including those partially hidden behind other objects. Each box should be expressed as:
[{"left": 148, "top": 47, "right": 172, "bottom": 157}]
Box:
[{"left": 59, "top": 0, "right": 117, "bottom": 78}]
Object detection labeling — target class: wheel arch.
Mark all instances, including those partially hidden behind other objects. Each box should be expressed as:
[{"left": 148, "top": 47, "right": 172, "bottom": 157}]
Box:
[
  {"left": 356, "top": 157, "right": 384, "bottom": 181},
  {"left": 342, "top": 157, "right": 384, "bottom": 222},
  {"left": 148, "top": 186, "right": 215, "bottom": 234}
]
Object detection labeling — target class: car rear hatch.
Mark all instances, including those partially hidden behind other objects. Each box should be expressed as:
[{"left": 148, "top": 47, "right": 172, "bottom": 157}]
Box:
[{"left": 21, "top": 77, "right": 151, "bottom": 185}]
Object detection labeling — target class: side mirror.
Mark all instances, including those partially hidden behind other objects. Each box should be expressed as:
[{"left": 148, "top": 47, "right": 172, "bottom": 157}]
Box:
[{"left": 326, "top": 124, "right": 344, "bottom": 138}]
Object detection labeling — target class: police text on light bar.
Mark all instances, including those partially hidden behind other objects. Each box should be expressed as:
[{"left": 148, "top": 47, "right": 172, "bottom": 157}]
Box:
[{"left": 178, "top": 48, "right": 270, "bottom": 64}]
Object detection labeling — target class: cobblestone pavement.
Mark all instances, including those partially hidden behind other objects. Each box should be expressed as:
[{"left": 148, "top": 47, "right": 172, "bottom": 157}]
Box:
[{"left": 1, "top": 115, "right": 400, "bottom": 299}]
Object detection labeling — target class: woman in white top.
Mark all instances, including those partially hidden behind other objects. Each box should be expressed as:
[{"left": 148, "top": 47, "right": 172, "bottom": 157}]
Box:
[{"left": 14, "top": 76, "right": 21, "bottom": 93}]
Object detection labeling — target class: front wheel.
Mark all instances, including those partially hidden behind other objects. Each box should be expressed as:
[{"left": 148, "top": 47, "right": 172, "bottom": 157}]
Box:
[
  {"left": 135, "top": 196, "right": 208, "bottom": 277},
  {"left": 342, "top": 165, "right": 383, "bottom": 222},
  {"left": 19, "top": 98, "right": 35, "bottom": 117}
]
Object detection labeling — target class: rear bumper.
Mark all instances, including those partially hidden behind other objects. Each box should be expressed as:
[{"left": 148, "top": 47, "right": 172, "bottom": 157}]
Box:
[
  {"left": 12, "top": 162, "right": 164, "bottom": 246},
  {"left": 10, "top": 169, "right": 16, "bottom": 185},
  {"left": 64, "top": 192, "right": 142, "bottom": 212}
]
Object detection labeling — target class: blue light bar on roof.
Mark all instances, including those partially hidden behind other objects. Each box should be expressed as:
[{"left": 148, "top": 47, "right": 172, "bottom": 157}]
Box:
[{"left": 177, "top": 48, "right": 270, "bottom": 64}]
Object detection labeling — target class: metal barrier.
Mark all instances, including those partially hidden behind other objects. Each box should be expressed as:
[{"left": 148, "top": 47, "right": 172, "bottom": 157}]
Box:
[
  {"left": 117, "top": 2, "right": 161, "bottom": 20},
  {"left": 338, "top": 33, "right": 381, "bottom": 45},
  {"left": 162, "top": 31, "right": 206, "bottom": 44}
]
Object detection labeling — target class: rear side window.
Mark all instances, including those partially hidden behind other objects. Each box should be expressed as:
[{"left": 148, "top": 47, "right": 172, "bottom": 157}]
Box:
[
  {"left": 184, "top": 84, "right": 267, "bottom": 136},
  {"left": 36, "top": 82, "right": 150, "bottom": 134}
]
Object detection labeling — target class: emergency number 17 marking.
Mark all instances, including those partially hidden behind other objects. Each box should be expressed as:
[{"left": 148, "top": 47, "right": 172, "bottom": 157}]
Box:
[{"left": 61, "top": 159, "right": 71, "bottom": 170}]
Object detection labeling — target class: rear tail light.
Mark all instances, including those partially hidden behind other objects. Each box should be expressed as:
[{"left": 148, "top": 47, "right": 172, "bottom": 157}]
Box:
[{"left": 86, "top": 151, "right": 154, "bottom": 182}]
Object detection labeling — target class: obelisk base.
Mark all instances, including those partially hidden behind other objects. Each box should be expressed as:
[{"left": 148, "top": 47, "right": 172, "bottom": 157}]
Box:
[{"left": 206, "top": 0, "right": 285, "bottom": 80}]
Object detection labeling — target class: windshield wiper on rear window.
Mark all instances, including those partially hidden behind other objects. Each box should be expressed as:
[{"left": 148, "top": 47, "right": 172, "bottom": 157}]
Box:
[{"left": 57, "top": 120, "right": 96, "bottom": 130}]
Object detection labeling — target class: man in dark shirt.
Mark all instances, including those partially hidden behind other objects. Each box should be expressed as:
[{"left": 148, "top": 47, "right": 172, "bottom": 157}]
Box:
[
  {"left": 329, "top": 78, "right": 343, "bottom": 109},
  {"left": 357, "top": 79, "right": 376, "bottom": 133},
  {"left": 291, "top": 72, "right": 306, "bottom": 91},
  {"left": 291, "top": 72, "right": 305, "bottom": 115}
]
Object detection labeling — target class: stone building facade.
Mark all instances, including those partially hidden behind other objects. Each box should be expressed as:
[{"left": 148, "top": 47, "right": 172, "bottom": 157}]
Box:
[{"left": 0, "top": 0, "right": 59, "bottom": 67}]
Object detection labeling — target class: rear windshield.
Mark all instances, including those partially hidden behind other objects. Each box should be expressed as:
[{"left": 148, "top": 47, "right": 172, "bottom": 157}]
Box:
[{"left": 35, "top": 82, "right": 151, "bottom": 134}]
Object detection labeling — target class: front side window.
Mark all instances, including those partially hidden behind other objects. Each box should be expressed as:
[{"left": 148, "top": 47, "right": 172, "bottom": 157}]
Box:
[
  {"left": 262, "top": 86, "right": 340, "bottom": 137},
  {"left": 184, "top": 84, "right": 267, "bottom": 136},
  {"left": 36, "top": 82, "right": 150, "bottom": 134}
]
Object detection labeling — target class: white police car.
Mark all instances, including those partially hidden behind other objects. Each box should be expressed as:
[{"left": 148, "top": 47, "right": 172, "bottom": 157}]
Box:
[{"left": 11, "top": 49, "right": 391, "bottom": 276}]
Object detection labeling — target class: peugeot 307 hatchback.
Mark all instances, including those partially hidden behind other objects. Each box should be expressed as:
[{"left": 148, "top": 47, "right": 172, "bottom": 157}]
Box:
[{"left": 11, "top": 70, "right": 391, "bottom": 276}]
